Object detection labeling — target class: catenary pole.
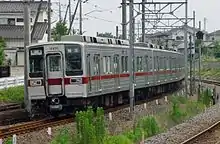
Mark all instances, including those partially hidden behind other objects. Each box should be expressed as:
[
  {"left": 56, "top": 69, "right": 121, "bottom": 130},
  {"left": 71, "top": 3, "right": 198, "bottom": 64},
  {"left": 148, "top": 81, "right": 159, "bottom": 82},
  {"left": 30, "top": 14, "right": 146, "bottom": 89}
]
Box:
[
  {"left": 79, "top": 0, "right": 82, "bottom": 35},
  {"left": 193, "top": 11, "right": 196, "bottom": 93},
  {"left": 129, "top": 0, "right": 135, "bottom": 119},
  {"left": 47, "top": 0, "right": 51, "bottom": 41},
  {"left": 141, "top": 0, "right": 145, "bottom": 42},
  {"left": 198, "top": 21, "right": 202, "bottom": 96},
  {"left": 184, "top": 0, "right": 188, "bottom": 97},
  {"left": 69, "top": 0, "right": 72, "bottom": 34},
  {"left": 122, "top": 0, "right": 127, "bottom": 40},
  {"left": 23, "top": 0, "right": 31, "bottom": 116}
]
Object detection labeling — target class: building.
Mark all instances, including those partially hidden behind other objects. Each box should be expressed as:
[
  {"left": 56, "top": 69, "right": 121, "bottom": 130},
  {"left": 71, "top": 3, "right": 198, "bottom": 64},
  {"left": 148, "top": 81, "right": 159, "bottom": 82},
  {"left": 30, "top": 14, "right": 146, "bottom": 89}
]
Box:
[
  {"left": 206, "top": 30, "right": 220, "bottom": 41},
  {"left": 0, "top": 1, "right": 49, "bottom": 66},
  {"left": 144, "top": 26, "right": 201, "bottom": 53}
]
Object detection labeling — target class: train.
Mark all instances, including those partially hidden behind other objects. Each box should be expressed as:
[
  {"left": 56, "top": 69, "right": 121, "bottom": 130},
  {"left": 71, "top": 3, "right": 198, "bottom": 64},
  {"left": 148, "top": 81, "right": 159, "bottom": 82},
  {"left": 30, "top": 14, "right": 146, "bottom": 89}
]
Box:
[{"left": 25, "top": 35, "right": 185, "bottom": 117}]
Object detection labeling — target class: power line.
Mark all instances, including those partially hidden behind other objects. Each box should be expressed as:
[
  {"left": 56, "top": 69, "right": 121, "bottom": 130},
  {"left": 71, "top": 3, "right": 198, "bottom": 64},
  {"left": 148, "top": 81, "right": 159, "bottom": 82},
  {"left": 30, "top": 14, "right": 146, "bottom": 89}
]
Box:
[{"left": 84, "top": 15, "right": 120, "bottom": 24}]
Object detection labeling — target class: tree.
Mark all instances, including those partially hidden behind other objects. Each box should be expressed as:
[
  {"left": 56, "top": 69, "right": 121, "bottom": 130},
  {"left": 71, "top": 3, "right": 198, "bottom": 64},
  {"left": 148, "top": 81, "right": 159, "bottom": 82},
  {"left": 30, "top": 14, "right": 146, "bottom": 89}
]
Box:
[
  {"left": 51, "top": 22, "right": 68, "bottom": 41},
  {"left": 97, "top": 32, "right": 114, "bottom": 38},
  {"left": 212, "top": 41, "right": 220, "bottom": 58},
  {"left": 0, "top": 37, "right": 5, "bottom": 65}
]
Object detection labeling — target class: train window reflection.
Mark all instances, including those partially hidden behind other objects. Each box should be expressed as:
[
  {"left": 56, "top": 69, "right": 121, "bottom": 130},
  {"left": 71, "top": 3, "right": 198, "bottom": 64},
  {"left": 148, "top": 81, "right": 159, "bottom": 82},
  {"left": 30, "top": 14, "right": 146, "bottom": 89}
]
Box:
[
  {"left": 65, "top": 44, "right": 83, "bottom": 76},
  {"left": 48, "top": 55, "right": 61, "bottom": 72},
  {"left": 29, "top": 47, "right": 43, "bottom": 78}
]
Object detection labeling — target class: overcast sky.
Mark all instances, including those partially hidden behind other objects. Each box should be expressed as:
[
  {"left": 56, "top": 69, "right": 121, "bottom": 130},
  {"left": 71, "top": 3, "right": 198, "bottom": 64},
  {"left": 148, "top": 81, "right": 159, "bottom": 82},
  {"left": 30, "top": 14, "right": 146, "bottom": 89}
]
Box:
[{"left": 51, "top": 0, "right": 220, "bottom": 36}]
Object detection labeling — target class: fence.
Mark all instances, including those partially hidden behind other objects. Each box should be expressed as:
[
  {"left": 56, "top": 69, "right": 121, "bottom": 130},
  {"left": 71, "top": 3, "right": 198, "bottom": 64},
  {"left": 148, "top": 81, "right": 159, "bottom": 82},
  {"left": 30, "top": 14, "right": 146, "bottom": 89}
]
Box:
[{"left": 0, "top": 76, "right": 24, "bottom": 90}]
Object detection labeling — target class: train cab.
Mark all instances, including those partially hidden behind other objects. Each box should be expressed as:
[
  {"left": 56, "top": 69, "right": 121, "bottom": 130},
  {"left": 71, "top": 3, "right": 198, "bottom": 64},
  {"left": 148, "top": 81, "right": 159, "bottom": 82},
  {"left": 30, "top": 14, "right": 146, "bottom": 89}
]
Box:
[{"left": 27, "top": 42, "right": 85, "bottom": 114}]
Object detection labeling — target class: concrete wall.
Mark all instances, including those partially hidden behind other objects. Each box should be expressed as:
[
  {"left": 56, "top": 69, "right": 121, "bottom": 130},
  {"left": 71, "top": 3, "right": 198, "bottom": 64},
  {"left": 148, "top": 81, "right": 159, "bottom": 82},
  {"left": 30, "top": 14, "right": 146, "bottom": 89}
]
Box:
[{"left": 10, "top": 66, "right": 24, "bottom": 77}]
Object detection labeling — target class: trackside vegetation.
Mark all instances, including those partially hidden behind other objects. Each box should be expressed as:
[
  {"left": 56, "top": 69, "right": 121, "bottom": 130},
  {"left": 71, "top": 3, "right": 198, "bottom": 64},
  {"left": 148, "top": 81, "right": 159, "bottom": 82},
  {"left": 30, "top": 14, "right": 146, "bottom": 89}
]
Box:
[
  {"left": 51, "top": 87, "right": 213, "bottom": 144},
  {"left": 0, "top": 86, "right": 24, "bottom": 103}
]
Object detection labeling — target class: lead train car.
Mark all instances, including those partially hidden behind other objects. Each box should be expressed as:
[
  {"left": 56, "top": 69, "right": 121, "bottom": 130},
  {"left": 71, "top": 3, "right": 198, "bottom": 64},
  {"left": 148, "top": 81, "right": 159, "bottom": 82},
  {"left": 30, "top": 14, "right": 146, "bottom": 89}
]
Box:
[{"left": 25, "top": 35, "right": 185, "bottom": 116}]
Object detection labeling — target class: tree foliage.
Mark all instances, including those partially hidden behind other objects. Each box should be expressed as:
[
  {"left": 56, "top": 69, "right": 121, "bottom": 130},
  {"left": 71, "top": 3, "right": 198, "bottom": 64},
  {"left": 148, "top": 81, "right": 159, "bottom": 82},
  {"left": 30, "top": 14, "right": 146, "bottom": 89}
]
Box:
[
  {"left": 52, "top": 22, "right": 68, "bottom": 41},
  {"left": 0, "top": 37, "right": 6, "bottom": 65},
  {"left": 212, "top": 41, "right": 220, "bottom": 58}
]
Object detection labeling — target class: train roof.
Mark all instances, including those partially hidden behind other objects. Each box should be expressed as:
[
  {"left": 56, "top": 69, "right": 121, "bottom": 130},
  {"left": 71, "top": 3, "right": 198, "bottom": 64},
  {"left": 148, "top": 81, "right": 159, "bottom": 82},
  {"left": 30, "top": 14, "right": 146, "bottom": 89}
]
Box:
[{"left": 28, "top": 35, "right": 182, "bottom": 55}]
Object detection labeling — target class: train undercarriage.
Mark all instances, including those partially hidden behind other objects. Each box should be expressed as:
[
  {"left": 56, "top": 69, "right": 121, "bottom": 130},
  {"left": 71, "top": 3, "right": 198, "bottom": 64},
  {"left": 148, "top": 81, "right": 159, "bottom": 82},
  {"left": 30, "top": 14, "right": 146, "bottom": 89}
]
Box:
[{"left": 29, "top": 79, "right": 184, "bottom": 118}]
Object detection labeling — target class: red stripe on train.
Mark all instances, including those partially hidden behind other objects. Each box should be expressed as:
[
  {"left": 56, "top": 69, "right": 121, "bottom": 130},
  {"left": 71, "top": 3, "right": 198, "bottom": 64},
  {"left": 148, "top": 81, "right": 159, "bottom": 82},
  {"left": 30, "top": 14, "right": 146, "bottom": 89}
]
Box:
[
  {"left": 47, "top": 70, "right": 179, "bottom": 85},
  {"left": 47, "top": 78, "right": 71, "bottom": 85}
]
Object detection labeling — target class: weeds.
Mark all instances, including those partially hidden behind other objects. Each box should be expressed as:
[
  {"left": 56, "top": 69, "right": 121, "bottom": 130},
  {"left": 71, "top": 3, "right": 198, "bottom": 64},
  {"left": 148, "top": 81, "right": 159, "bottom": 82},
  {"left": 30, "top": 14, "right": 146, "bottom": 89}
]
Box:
[
  {"left": 51, "top": 94, "right": 208, "bottom": 144},
  {"left": 0, "top": 86, "right": 24, "bottom": 103}
]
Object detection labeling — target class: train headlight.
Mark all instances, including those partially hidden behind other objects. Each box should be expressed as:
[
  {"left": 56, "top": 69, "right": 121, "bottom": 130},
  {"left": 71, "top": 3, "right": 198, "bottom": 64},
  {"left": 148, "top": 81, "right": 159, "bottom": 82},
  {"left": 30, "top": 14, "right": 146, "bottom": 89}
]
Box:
[
  {"left": 51, "top": 98, "right": 60, "bottom": 105},
  {"left": 29, "top": 80, "right": 42, "bottom": 87}
]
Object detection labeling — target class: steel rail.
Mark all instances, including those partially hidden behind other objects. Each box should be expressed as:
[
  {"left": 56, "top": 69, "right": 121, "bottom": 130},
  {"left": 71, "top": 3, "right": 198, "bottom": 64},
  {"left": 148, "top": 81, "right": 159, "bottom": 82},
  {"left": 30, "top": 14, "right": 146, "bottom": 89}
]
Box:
[
  {"left": 0, "top": 88, "right": 180, "bottom": 139},
  {"left": 180, "top": 121, "right": 220, "bottom": 144}
]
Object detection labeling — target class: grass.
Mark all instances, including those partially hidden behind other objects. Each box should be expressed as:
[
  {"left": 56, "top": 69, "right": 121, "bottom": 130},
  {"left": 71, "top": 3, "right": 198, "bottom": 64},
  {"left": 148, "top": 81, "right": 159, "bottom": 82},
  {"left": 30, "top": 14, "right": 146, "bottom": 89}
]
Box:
[
  {"left": 50, "top": 91, "right": 212, "bottom": 144},
  {"left": 0, "top": 86, "right": 24, "bottom": 103},
  {"left": 196, "top": 68, "right": 220, "bottom": 80}
]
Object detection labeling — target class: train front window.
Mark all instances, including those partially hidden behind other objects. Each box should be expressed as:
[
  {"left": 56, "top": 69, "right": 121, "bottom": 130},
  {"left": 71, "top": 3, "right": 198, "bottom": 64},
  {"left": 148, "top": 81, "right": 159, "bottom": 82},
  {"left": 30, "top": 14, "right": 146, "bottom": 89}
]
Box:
[
  {"left": 29, "top": 47, "right": 44, "bottom": 78},
  {"left": 65, "top": 44, "right": 83, "bottom": 76}
]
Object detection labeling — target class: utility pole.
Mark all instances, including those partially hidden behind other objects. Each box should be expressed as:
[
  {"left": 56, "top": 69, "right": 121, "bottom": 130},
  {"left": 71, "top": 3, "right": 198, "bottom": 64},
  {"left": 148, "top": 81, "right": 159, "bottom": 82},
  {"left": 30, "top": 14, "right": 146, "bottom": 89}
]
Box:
[
  {"left": 189, "top": 35, "right": 193, "bottom": 96},
  {"left": 184, "top": 0, "right": 188, "bottom": 97},
  {"left": 122, "top": 0, "right": 127, "bottom": 40},
  {"left": 58, "top": 0, "right": 62, "bottom": 22},
  {"left": 47, "top": 0, "right": 51, "bottom": 41},
  {"left": 141, "top": 0, "right": 145, "bottom": 42},
  {"left": 129, "top": 0, "right": 135, "bottom": 120},
  {"left": 79, "top": 0, "right": 82, "bottom": 35},
  {"left": 116, "top": 26, "right": 119, "bottom": 38},
  {"left": 193, "top": 11, "right": 196, "bottom": 93},
  {"left": 198, "top": 21, "right": 202, "bottom": 97},
  {"left": 69, "top": 0, "right": 72, "bottom": 34},
  {"left": 23, "top": 0, "right": 31, "bottom": 116}
]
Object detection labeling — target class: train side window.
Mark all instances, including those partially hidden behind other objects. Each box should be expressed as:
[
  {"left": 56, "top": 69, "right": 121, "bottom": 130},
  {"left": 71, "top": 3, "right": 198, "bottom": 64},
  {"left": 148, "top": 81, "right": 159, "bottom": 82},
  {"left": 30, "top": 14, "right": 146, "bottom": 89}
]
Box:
[
  {"left": 86, "top": 54, "right": 92, "bottom": 91},
  {"left": 145, "top": 55, "right": 148, "bottom": 72},
  {"left": 149, "top": 56, "right": 152, "bottom": 71},
  {"left": 107, "top": 56, "right": 111, "bottom": 73},
  {"left": 164, "top": 57, "right": 166, "bottom": 70},
  {"left": 157, "top": 56, "right": 160, "bottom": 71},
  {"left": 136, "top": 56, "right": 143, "bottom": 71},
  {"left": 121, "top": 56, "right": 125, "bottom": 72},
  {"left": 93, "top": 54, "right": 100, "bottom": 75},
  {"left": 113, "top": 54, "right": 120, "bottom": 73},
  {"left": 103, "top": 56, "right": 106, "bottom": 73},
  {"left": 125, "top": 56, "right": 128, "bottom": 72},
  {"left": 103, "top": 56, "right": 111, "bottom": 74}
]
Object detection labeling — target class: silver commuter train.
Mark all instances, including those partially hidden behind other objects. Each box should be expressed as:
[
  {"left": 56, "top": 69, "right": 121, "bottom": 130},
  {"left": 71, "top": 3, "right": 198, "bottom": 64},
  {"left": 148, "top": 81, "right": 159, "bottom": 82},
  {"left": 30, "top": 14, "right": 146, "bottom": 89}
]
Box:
[{"left": 25, "top": 35, "right": 185, "bottom": 116}]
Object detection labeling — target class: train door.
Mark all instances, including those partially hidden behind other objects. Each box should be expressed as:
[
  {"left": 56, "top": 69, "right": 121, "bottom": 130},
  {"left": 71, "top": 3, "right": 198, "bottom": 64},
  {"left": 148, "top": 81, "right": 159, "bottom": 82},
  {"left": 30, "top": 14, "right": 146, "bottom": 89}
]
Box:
[
  {"left": 45, "top": 53, "right": 64, "bottom": 96},
  {"left": 93, "top": 54, "right": 101, "bottom": 91},
  {"left": 86, "top": 54, "right": 92, "bottom": 92},
  {"left": 113, "top": 54, "right": 120, "bottom": 89}
]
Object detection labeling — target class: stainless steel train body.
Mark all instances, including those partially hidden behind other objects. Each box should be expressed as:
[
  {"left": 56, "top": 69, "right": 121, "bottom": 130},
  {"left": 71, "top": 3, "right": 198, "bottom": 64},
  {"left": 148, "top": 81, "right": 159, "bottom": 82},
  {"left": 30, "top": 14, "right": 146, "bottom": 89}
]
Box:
[{"left": 25, "top": 35, "right": 185, "bottom": 115}]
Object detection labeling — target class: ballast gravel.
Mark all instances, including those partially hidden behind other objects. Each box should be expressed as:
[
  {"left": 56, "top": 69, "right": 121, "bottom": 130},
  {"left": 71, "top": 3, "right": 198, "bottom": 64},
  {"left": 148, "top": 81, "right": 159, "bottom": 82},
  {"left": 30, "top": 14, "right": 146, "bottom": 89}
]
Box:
[
  {"left": 144, "top": 103, "right": 220, "bottom": 144},
  {"left": 5, "top": 96, "right": 172, "bottom": 144}
]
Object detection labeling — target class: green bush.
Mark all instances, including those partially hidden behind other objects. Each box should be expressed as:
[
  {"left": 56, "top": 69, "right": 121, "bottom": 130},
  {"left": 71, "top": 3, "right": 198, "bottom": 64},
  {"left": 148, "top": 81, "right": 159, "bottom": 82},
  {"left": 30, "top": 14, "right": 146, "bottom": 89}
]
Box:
[
  {"left": 73, "top": 107, "right": 106, "bottom": 144},
  {"left": 185, "top": 101, "right": 205, "bottom": 118},
  {"left": 199, "top": 88, "right": 212, "bottom": 107},
  {"left": 0, "top": 86, "right": 24, "bottom": 103},
  {"left": 104, "top": 135, "right": 132, "bottom": 144},
  {"left": 169, "top": 100, "right": 187, "bottom": 124},
  {"left": 3, "top": 137, "right": 12, "bottom": 144},
  {"left": 51, "top": 128, "right": 71, "bottom": 144}
]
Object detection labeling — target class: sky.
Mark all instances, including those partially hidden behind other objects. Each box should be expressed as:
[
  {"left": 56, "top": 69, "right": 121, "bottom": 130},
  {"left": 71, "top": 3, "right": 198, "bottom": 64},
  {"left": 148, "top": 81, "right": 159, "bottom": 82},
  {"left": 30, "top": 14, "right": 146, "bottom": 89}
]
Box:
[{"left": 51, "top": 0, "right": 220, "bottom": 37}]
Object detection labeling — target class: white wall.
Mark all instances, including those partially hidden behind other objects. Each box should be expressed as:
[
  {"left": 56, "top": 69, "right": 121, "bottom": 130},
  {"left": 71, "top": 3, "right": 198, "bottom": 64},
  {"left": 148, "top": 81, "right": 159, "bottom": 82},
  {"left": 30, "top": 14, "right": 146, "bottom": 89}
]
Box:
[
  {"left": 0, "top": 10, "right": 49, "bottom": 26},
  {"left": 17, "top": 51, "right": 24, "bottom": 66}
]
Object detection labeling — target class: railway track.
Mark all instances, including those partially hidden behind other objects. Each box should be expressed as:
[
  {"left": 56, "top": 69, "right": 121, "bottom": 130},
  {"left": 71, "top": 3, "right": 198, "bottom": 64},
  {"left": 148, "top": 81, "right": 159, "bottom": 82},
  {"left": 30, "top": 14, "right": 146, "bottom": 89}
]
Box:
[
  {"left": 0, "top": 103, "right": 21, "bottom": 112},
  {"left": 181, "top": 121, "right": 220, "bottom": 144},
  {"left": 0, "top": 88, "right": 178, "bottom": 139},
  {"left": 0, "top": 78, "right": 219, "bottom": 139}
]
